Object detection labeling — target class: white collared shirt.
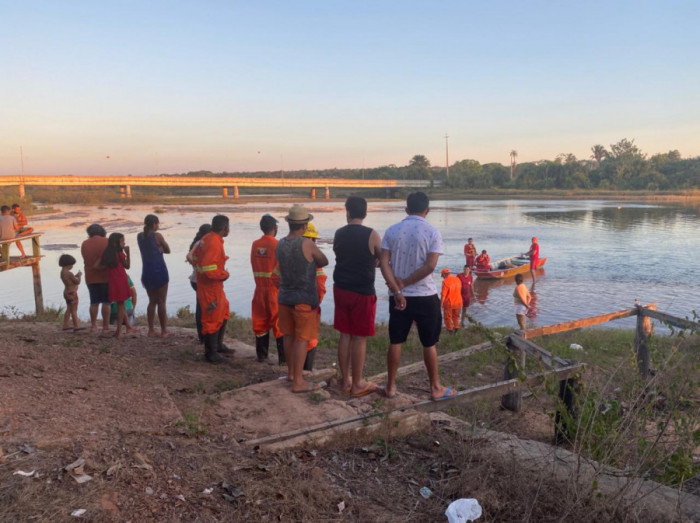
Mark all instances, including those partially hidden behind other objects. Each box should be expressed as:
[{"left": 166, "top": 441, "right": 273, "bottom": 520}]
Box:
[{"left": 381, "top": 215, "right": 443, "bottom": 297}]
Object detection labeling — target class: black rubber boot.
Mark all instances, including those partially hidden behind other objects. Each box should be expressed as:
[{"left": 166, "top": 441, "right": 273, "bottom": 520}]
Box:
[
  {"left": 256, "top": 333, "right": 270, "bottom": 362},
  {"left": 303, "top": 347, "right": 316, "bottom": 372},
  {"left": 217, "top": 321, "right": 234, "bottom": 354},
  {"left": 276, "top": 336, "right": 286, "bottom": 365},
  {"left": 204, "top": 333, "right": 224, "bottom": 363}
]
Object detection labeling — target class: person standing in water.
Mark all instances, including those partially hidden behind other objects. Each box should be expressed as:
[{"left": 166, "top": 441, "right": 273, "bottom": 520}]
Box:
[{"left": 137, "top": 214, "right": 170, "bottom": 338}]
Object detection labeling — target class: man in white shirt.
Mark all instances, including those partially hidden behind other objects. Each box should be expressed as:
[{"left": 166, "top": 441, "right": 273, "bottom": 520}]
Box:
[{"left": 379, "top": 192, "right": 455, "bottom": 401}]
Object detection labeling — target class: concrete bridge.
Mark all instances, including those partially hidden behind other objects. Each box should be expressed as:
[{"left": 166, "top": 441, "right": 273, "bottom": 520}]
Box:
[{"left": 0, "top": 175, "right": 434, "bottom": 199}]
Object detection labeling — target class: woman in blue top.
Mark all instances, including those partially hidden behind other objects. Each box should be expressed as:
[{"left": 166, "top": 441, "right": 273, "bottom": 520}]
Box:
[{"left": 137, "top": 214, "right": 170, "bottom": 338}]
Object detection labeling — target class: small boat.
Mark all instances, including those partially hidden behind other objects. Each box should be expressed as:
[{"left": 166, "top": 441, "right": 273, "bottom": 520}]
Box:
[{"left": 473, "top": 255, "right": 547, "bottom": 280}]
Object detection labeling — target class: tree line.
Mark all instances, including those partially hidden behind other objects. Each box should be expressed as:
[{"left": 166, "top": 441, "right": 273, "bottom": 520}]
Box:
[{"left": 175, "top": 139, "right": 699, "bottom": 191}]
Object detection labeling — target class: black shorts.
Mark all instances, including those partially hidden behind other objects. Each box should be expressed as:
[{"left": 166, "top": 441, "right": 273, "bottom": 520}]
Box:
[
  {"left": 87, "top": 282, "right": 110, "bottom": 305},
  {"left": 388, "top": 294, "right": 442, "bottom": 347}
]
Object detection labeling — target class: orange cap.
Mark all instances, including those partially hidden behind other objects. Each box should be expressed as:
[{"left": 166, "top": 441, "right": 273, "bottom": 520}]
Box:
[{"left": 441, "top": 268, "right": 450, "bottom": 275}]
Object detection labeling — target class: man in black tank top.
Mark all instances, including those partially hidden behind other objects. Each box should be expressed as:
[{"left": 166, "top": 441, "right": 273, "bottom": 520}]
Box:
[{"left": 333, "top": 196, "right": 382, "bottom": 398}]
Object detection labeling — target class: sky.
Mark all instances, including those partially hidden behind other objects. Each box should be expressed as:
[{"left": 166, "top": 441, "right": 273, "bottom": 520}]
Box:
[{"left": 1, "top": 1, "right": 699, "bottom": 176}]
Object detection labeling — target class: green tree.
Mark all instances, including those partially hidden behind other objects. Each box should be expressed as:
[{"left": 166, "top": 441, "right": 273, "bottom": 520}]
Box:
[
  {"left": 408, "top": 154, "right": 432, "bottom": 180},
  {"left": 591, "top": 145, "right": 607, "bottom": 165}
]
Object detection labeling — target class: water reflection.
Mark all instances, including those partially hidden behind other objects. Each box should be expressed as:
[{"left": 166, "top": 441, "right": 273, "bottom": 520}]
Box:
[{"left": 525, "top": 205, "right": 696, "bottom": 232}]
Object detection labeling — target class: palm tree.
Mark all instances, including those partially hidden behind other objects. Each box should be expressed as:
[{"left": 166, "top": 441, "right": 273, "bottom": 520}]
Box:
[
  {"left": 509, "top": 150, "right": 518, "bottom": 180},
  {"left": 590, "top": 145, "right": 607, "bottom": 165}
]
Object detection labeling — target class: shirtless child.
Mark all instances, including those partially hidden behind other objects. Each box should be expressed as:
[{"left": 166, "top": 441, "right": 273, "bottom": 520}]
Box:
[{"left": 59, "top": 254, "right": 85, "bottom": 332}]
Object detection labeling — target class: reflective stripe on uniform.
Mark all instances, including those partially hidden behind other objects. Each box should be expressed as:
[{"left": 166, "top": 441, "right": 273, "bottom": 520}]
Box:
[
  {"left": 197, "top": 264, "right": 218, "bottom": 273},
  {"left": 253, "top": 271, "right": 272, "bottom": 278}
]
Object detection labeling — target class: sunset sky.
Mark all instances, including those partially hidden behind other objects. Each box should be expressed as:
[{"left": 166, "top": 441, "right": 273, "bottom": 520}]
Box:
[{"left": 1, "top": 1, "right": 698, "bottom": 176}]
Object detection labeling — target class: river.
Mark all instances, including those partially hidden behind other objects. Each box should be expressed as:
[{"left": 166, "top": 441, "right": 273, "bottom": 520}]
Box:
[{"left": 2, "top": 199, "right": 698, "bottom": 331}]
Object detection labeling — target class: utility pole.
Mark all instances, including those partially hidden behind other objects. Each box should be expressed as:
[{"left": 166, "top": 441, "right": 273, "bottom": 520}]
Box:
[{"left": 444, "top": 134, "right": 450, "bottom": 180}]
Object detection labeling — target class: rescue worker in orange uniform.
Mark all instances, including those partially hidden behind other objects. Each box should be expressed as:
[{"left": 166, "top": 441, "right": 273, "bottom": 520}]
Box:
[
  {"left": 301, "top": 222, "right": 327, "bottom": 372},
  {"left": 475, "top": 250, "right": 491, "bottom": 271},
  {"left": 250, "top": 213, "right": 284, "bottom": 363},
  {"left": 524, "top": 236, "right": 540, "bottom": 283},
  {"left": 440, "top": 268, "right": 463, "bottom": 333},
  {"left": 463, "top": 238, "right": 477, "bottom": 269},
  {"left": 190, "top": 215, "right": 231, "bottom": 364}
]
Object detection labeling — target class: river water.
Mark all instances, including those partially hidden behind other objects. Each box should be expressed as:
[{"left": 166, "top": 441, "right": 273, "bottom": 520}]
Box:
[{"left": 2, "top": 199, "right": 698, "bottom": 331}]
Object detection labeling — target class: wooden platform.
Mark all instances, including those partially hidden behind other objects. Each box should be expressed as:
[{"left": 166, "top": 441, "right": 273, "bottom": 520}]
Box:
[{"left": 0, "top": 233, "right": 44, "bottom": 313}]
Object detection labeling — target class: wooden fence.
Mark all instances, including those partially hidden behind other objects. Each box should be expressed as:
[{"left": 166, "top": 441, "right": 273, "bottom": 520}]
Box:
[{"left": 0, "top": 233, "right": 44, "bottom": 314}]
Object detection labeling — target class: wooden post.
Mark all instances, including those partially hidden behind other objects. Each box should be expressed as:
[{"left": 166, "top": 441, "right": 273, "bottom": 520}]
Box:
[
  {"left": 555, "top": 377, "right": 580, "bottom": 444},
  {"left": 222, "top": 187, "right": 228, "bottom": 198},
  {"left": 125, "top": 185, "right": 132, "bottom": 198},
  {"left": 234, "top": 186, "right": 239, "bottom": 199},
  {"left": 635, "top": 305, "right": 654, "bottom": 378},
  {"left": 310, "top": 188, "right": 316, "bottom": 199},
  {"left": 325, "top": 186, "right": 330, "bottom": 199},
  {"left": 31, "top": 235, "right": 44, "bottom": 315},
  {"left": 501, "top": 338, "right": 525, "bottom": 411}
]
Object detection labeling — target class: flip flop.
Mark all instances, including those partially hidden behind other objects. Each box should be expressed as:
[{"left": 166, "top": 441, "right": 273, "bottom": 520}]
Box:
[
  {"left": 383, "top": 388, "right": 397, "bottom": 399},
  {"left": 73, "top": 327, "right": 86, "bottom": 332},
  {"left": 430, "top": 387, "right": 456, "bottom": 401},
  {"left": 351, "top": 382, "right": 379, "bottom": 398},
  {"left": 340, "top": 386, "right": 351, "bottom": 396},
  {"left": 292, "top": 381, "right": 327, "bottom": 394}
]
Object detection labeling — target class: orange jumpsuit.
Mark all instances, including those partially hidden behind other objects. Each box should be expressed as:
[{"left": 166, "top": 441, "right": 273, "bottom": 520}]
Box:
[
  {"left": 464, "top": 242, "right": 477, "bottom": 268},
  {"left": 307, "top": 268, "right": 327, "bottom": 351},
  {"left": 441, "top": 274, "right": 463, "bottom": 331},
  {"left": 475, "top": 253, "right": 491, "bottom": 271},
  {"left": 250, "top": 234, "right": 282, "bottom": 338},
  {"left": 192, "top": 232, "right": 230, "bottom": 335}
]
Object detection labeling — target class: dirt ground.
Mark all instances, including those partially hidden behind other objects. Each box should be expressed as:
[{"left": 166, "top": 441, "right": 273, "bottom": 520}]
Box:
[{"left": 1, "top": 320, "right": 686, "bottom": 522}]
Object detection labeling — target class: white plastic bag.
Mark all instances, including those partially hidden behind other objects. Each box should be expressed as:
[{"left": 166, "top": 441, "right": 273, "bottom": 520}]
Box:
[{"left": 445, "top": 498, "right": 482, "bottom": 522}]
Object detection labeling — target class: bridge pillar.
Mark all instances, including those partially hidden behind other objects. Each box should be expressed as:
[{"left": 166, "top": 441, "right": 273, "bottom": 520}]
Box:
[
  {"left": 19, "top": 184, "right": 26, "bottom": 199},
  {"left": 325, "top": 186, "right": 330, "bottom": 199},
  {"left": 126, "top": 185, "right": 132, "bottom": 198},
  {"left": 310, "top": 188, "right": 316, "bottom": 199},
  {"left": 119, "top": 186, "right": 126, "bottom": 198},
  {"left": 234, "top": 186, "right": 239, "bottom": 199},
  {"left": 222, "top": 187, "right": 228, "bottom": 198}
]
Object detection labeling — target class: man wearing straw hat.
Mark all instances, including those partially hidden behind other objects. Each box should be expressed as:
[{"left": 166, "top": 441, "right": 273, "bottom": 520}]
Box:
[{"left": 276, "top": 204, "right": 329, "bottom": 393}]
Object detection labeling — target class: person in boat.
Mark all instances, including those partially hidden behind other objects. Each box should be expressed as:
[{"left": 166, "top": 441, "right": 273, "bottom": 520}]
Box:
[
  {"left": 513, "top": 273, "right": 531, "bottom": 330},
  {"left": 524, "top": 236, "right": 539, "bottom": 283},
  {"left": 475, "top": 250, "right": 491, "bottom": 271},
  {"left": 463, "top": 238, "right": 477, "bottom": 269}
]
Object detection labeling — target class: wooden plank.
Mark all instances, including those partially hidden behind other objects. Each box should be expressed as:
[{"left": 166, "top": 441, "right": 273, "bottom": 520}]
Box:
[
  {"left": 508, "top": 334, "right": 570, "bottom": 368},
  {"left": 413, "top": 363, "right": 585, "bottom": 414},
  {"left": 367, "top": 340, "right": 495, "bottom": 383},
  {"left": 640, "top": 308, "right": 700, "bottom": 331},
  {"left": 245, "top": 363, "right": 586, "bottom": 446},
  {"left": 522, "top": 308, "right": 639, "bottom": 339},
  {"left": 501, "top": 339, "right": 525, "bottom": 412}
]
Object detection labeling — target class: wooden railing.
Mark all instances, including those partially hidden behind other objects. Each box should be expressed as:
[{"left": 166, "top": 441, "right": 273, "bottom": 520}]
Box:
[{"left": 0, "top": 232, "right": 44, "bottom": 314}]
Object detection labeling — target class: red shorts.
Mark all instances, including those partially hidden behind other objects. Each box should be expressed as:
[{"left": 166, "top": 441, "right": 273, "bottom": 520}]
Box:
[{"left": 333, "top": 286, "right": 377, "bottom": 337}]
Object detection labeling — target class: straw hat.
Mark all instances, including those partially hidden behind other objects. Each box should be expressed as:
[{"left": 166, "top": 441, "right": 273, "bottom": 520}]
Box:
[{"left": 284, "top": 204, "right": 314, "bottom": 223}]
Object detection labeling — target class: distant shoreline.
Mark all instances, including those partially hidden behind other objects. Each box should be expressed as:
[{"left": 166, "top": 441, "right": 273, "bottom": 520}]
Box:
[{"left": 22, "top": 189, "right": 700, "bottom": 216}]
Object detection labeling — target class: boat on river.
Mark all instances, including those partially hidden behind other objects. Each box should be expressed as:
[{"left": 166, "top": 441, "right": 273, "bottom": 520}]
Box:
[{"left": 473, "top": 255, "right": 547, "bottom": 280}]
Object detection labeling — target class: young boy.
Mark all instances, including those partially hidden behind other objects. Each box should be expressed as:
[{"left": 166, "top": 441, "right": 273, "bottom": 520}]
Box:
[{"left": 59, "top": 254, "right": 85, "bottom": 332}]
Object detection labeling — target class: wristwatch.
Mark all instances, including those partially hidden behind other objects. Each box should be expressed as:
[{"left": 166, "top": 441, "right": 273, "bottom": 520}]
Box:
[{"left": 394, "top": 289, "right": 403, "bottom": 295}]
